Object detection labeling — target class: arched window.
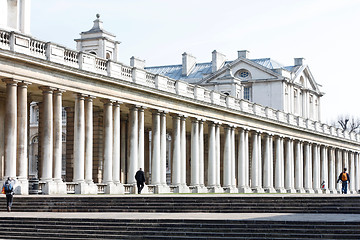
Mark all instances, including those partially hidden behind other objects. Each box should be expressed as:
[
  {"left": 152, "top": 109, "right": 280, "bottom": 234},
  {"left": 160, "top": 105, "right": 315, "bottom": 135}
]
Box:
[
  {"left": 89, "top": 51, "right": 97, "bottom": 56},
  {"left": 106, "top": 52, "right": 112, "bottom": 59}
]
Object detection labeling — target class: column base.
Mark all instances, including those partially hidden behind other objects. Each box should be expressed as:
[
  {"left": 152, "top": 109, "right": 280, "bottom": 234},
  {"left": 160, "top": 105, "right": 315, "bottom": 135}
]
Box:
[
  {"left": 286, "top": 188, "right": 297, "bottom": 193},
  {"left": 153, "top": 184, "right": 170, "bottom": 194},
  {"left": 296, "top": 188, "right": 306, "bottom": 193},
  {"left": 305, "top": 188, "right": 315, "bottom": 194},
  {"left": 264, "top": 187, "right": 277, "bottom": 193},
  {"left": 252, "top": 187, "right": 265, "bottom": 193},
  {"left": 276, "top": 188, "right": 287, "bottom": 193},
  {"left": 75, "top": 182, "right": 98, "bottom": 194},
  {"left": 105, "top": 182, "right": 125, "bottom": 194},
  {"left": 238, "top": 186, "right": 252, "bottom": 193},
  {"left": 223, "top": 186, "right": 238, "bottom": 193},
  {"left": 15, "top": 179, "right": 29, "bottom": 195},
  {"left": 329, "top": 189, "right": 337, "bottom": 194},
  {"left": 190, "top": 185, "right": 208, "bottom": 193},
  {"left": 41, "top": 181, "right": 67, "bottom": 195},
  {"left": 207, "top": 186, "right": 224, "bottom": 193},
  {"left": 313, "top": 188, "right": 322, "bottom": 194},
  {"left": 322, "top": 189, "right": 331, "bottom": 194},
  {"left": 171, "top": 185, "right": 191, "bottom": 193},
  {"left": 349, "top": 190, "right": 357, "bottom": 194}
]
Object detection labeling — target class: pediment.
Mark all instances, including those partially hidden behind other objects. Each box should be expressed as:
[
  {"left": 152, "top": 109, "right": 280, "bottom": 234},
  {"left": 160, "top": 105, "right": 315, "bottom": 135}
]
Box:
[
  {"left": 293, "top": 66, "right": 320, "bottom": 92},
  {"left": 201, "top": 58, "right": 281, "bottom": 84}
]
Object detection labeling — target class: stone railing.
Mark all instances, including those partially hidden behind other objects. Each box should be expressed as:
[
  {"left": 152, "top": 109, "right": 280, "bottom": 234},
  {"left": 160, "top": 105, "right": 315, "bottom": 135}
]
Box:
[
  {"left": 66, "top": 182, "right": 77, "bottom": 194},
  {"left": 0, "top": 28, "right": 359, "bottom": 143},
  {"left": 96, "top": 183, "right": 107, "bottom": 194}
]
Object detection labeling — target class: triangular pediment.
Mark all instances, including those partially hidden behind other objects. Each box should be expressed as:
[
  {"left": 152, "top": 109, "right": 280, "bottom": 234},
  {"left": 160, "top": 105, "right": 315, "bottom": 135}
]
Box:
[
  {"left": 199, "top": 57, "right": 282, "bottom": 84},
  {"left": 292, "top": 65, "right": 321, "bottom": 93}
]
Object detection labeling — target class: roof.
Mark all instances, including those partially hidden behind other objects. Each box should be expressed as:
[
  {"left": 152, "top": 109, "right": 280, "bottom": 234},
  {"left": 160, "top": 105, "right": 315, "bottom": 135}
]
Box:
[{"left": 145, "top": 58, "right": 295, "bottom": 82}]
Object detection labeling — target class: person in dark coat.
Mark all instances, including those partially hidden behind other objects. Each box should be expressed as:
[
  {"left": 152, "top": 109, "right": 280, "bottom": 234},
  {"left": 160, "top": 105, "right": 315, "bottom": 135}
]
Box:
[
  {"left": 3, "top": 177, "right": 15, "bottom": 212},
  {"left": 337, "top": 168, "right": 350, "bottom": 194},
  {"left": 135, "top": 168, "right": 146, "bottom": 194}
]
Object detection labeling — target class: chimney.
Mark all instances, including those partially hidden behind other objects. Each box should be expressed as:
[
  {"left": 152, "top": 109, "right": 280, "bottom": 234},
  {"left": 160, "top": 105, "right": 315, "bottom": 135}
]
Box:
[
  {"left": 182, "top": 52, "right": 196, "bottom": 76},
  {"left": 294, "top": 58, "right": 305, "bottom": 66},
  {"left": 238, "top": 50, "right": 250, "bottom": 59},
  {"left": 212, "top": 50, "right": 226, "bottom": 72}
]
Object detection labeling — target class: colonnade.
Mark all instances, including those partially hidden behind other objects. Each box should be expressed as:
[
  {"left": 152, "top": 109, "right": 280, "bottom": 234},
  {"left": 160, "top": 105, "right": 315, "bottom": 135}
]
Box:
[{"left": 1, "top": 78, "right": 360, "bottom": 195}]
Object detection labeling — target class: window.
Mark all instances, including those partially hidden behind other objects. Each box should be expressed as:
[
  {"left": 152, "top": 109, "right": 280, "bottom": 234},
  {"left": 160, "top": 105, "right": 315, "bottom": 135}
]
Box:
[
  {"left": 244, "top": 87, "right": 252, "bottom": 100},
  {"left": 236, "top": 69, "right": 251, "bottom": 81},
  {"left": 32, "top": 136, "right": 39, "bottom": 143},
  {"left": 89, "top": 51, "right": 97, "bottom": 55},
  {"left": 62, "top": 108, "right": 67, "bottom": 124},
  {"left": 106, "top": 52, "right": 112, "bottom": 59},
  {"left": 62, "top": 134, "right": 66, "bottom": 142}
]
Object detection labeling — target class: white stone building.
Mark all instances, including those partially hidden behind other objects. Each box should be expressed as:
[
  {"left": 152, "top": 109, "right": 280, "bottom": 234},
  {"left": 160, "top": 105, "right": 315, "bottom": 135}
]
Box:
[{"left": 0, "top": 0, "right": 359, "bottom": 195}]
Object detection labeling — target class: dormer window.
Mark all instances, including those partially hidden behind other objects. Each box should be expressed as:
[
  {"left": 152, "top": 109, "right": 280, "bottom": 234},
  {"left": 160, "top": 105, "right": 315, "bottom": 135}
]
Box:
[{"left": 89, "top": 51, "right": 97, "bottom": 56}]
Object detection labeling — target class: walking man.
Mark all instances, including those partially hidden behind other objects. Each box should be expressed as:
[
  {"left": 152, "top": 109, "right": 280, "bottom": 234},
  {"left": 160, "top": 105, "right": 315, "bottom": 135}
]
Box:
[
  {"left": 3, "top": 177, "right": 15, "bottom": 212},
  {"left": 337, "top": 168, "right": 350, "bottom": 194},
  {"left": 135, "top": 168, "right": 146, "bottom": 194}
]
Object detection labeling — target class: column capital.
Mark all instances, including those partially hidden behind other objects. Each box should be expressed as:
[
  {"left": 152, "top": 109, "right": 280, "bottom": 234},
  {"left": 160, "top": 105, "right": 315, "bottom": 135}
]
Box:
[
  {"left": 100, "top": 98, "right": 115, "bottom": 105},
  {"left": 18, "top": 81, "right": 32, "bottom": 87},
  {"left": 39, "top": 86, "right": 56, "bottom": 93},
  {"left": 53, "top": 89, "right": 66, "bottom": 95},
  {"left": 170, "top": 113, "right": 181, "bottom": 119},
  {"left": 2, "top": 78, "right": 19, "bottom": 85},
  {"left": 85, "top": 95, "right": 96, "bottom": 102}
]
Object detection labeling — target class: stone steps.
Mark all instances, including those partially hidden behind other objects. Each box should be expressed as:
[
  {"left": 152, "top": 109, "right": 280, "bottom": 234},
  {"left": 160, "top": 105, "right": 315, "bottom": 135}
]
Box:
[
  {"left": 1, "top": 218, "right": 360, "bottom": 239},
  {"left": 1, "top": 196, "right": 360, "bottom": 213}
]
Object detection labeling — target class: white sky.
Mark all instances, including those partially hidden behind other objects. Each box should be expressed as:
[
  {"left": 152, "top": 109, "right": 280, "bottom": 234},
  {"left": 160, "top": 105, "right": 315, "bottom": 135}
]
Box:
[{"left": 31, "top": 0, "right": 360, "bottom": 124}]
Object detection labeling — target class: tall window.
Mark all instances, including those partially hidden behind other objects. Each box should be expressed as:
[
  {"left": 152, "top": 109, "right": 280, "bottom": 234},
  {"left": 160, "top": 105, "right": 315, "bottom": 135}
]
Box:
[{"left": 244, "top": 87, "right": 252, "bottom": 101}]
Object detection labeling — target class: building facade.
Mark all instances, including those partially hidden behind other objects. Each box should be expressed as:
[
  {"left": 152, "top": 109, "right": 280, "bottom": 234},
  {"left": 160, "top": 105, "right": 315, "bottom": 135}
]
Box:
[{"left": 0, "top": 1, "right": 359, "bottom": 195}]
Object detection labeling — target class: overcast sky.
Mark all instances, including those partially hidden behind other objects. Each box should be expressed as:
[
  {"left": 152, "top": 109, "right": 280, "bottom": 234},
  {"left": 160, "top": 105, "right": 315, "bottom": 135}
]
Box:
[{"left": 31, "top": 0, "right": 360, "bottom": 123}]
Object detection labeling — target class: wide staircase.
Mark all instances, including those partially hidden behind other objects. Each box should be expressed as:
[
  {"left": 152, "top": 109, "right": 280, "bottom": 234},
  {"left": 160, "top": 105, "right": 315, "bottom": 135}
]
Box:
[{"left": 1, "top": 195, "right": 360, "bottom": 239}]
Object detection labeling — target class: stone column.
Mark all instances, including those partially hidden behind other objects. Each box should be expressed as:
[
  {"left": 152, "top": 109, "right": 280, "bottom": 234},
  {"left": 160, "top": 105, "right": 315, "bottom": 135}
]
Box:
[
  {"left": 349, "top": 152, "right": 355, "bottom": 194},
  {"left": 328, "top": 147, "right": 336, "bottom": 193},
  {"left": 3, "top": 79, "right": 18, "bottom": 179},
  {"left": 53, "top": 89, "right": 64, "bottom": 182},
  {"left": 244, "top": 130, "right": 250, "bottom": 188},
  {"left": 294, "top": 140, "right": 305, "bottom": 193},
  {"left": 231, "top": 127, "right": 236, "bottom": 189},
  {"left": 320, "top": 145, "right": 329, "bottom": 193},
  {"left": 128, "top": 106, "right": 138, "bottom": 184},
  {"left": 275, "top": 136, "right": 285, "bottom": 193},
  {"left": 171, "top": 114, "right": 181, "bottom": 186},
  {"left": 312, "top": 144, "right": 321, "bottom": 193},
  {"left": 138, "top": 107, "right": 145, "bottom": 170},
  {"left": 284, "top": 138, "right": 295, "bottom": 193},
  {"left": 257, "top": 133, "right": 262, "bottom": 190},
  {"left": 207, "top": 122, "right": 216, "bottom": 187},
  {"left": 263, "top": 133, "right": 275, "bottom": 193},
  {"left": 191, "top": 118, "right": 200, "bottom": 187},
  {"left": 151, "top": 110, "right": 161, "bottom": 185},
  {"left": 199, "top": 120, "right": 205, "bottom": 187},
  {"left": 238, "top": 128, "right": 251, "bottom": 193},
  {"left": 355, "top": 152, "right": 360, "bottom": 193},
  {"left": 120, "top": 120, "right": 127, "bottom": 183},
  {"left": 85, "top": 96, "right": 94, "bottom": 184},
  {"left": 112, "top": 102, "right": 121, "bottom": 184},
  {"left": 180, "top": 116, "right": 187, "bottom": 186},
  {"left": 251, "top": 131, "right": 263, "bottom": 192},
  {"left": 335, "top": 149, "right": 343, "bottom": 193},
  {"left": 343, "top": 150, "right": 349, "bottom": 170},
  {"left": 17, "top": 82, "right": 29, "bottom": 187},
  {"left": 304, "top": 142, "right": 314, "bottom": 193},
  {"left": 73, "top": 94, "right": 85, "bottom": 183},
  {"left": 102, "top": 99, "right": 113, "bottom": 184},
  {"left": 40, "top": 87, "right": 54, "bottom": 182},
  {"left": 215, "top": 123, "right": 221, "bottom": 188},
  {"left": 223, "top": 125, "right": 231, "bottom": 188},
  {"left": 160, "top": 111, "right": 167, "bottom": 186}
]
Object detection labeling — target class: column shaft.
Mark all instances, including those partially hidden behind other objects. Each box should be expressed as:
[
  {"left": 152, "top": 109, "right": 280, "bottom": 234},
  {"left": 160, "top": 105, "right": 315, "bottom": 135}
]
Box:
[
  {"left": 171, "top": 114, "right": 181, "bottom": 185},
  {"left": 251, "top": 132, "right": 259, "bottom": 189},
  {"left": 199, "top": 120, "right": 204, "bottom": 186},
  {"left": 160, "top": 112, "right": 167, "bottom": 185},
  {"left": 215, "top": 124, "right": 220, "bottom": 186},
  {"left": 138, "top": 108, "right": 145, "bottom": 170},
  {"left": 349, "top": 152, "right": 355, "bottom": 193},
  {"left": 191, "top": 118, "right": 199, "bottom": 186},
  {"left": 207, "top": 122, "right": 216, "bottom": 186},
  {"left": 180, "top": 116, "right": 186, "bottom": 185},
  {"left": 4, "top": 80, "right": 17, "bottom": 178},
  {"left": 53, "top": 90, "right": 63, "bottom": 182},
  {"left": 41, "top": 87, "right": 54, "bottom": 181},
  {"left": 335, "top": 149, "right": 343, "bottom": 193},
  {"left": 112, "top": 102, "right": 120, "bottom": 184},
  {"left": 103, "top": 100, "right": 113, "bottom": 184},
  {"left": 17, "top": 82, "right": 28, "bottom": 180},
  {"left": 223, "top": 126, "right": 231, "bottom": 187},
  {"left": 151, "top": 110, "right": 161, "bottom": 185},
  {"left": 128, "top": 107, "right": 138, "bottom": 184},
  {"left": 328, "top": 147, "right": 336, "bottom": 192},
  {"left": 263, "top": 134, "right": 272, "bottom": 190},
  {"left": 85, "top": 97, "right": 94, "bottom": 183}
]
